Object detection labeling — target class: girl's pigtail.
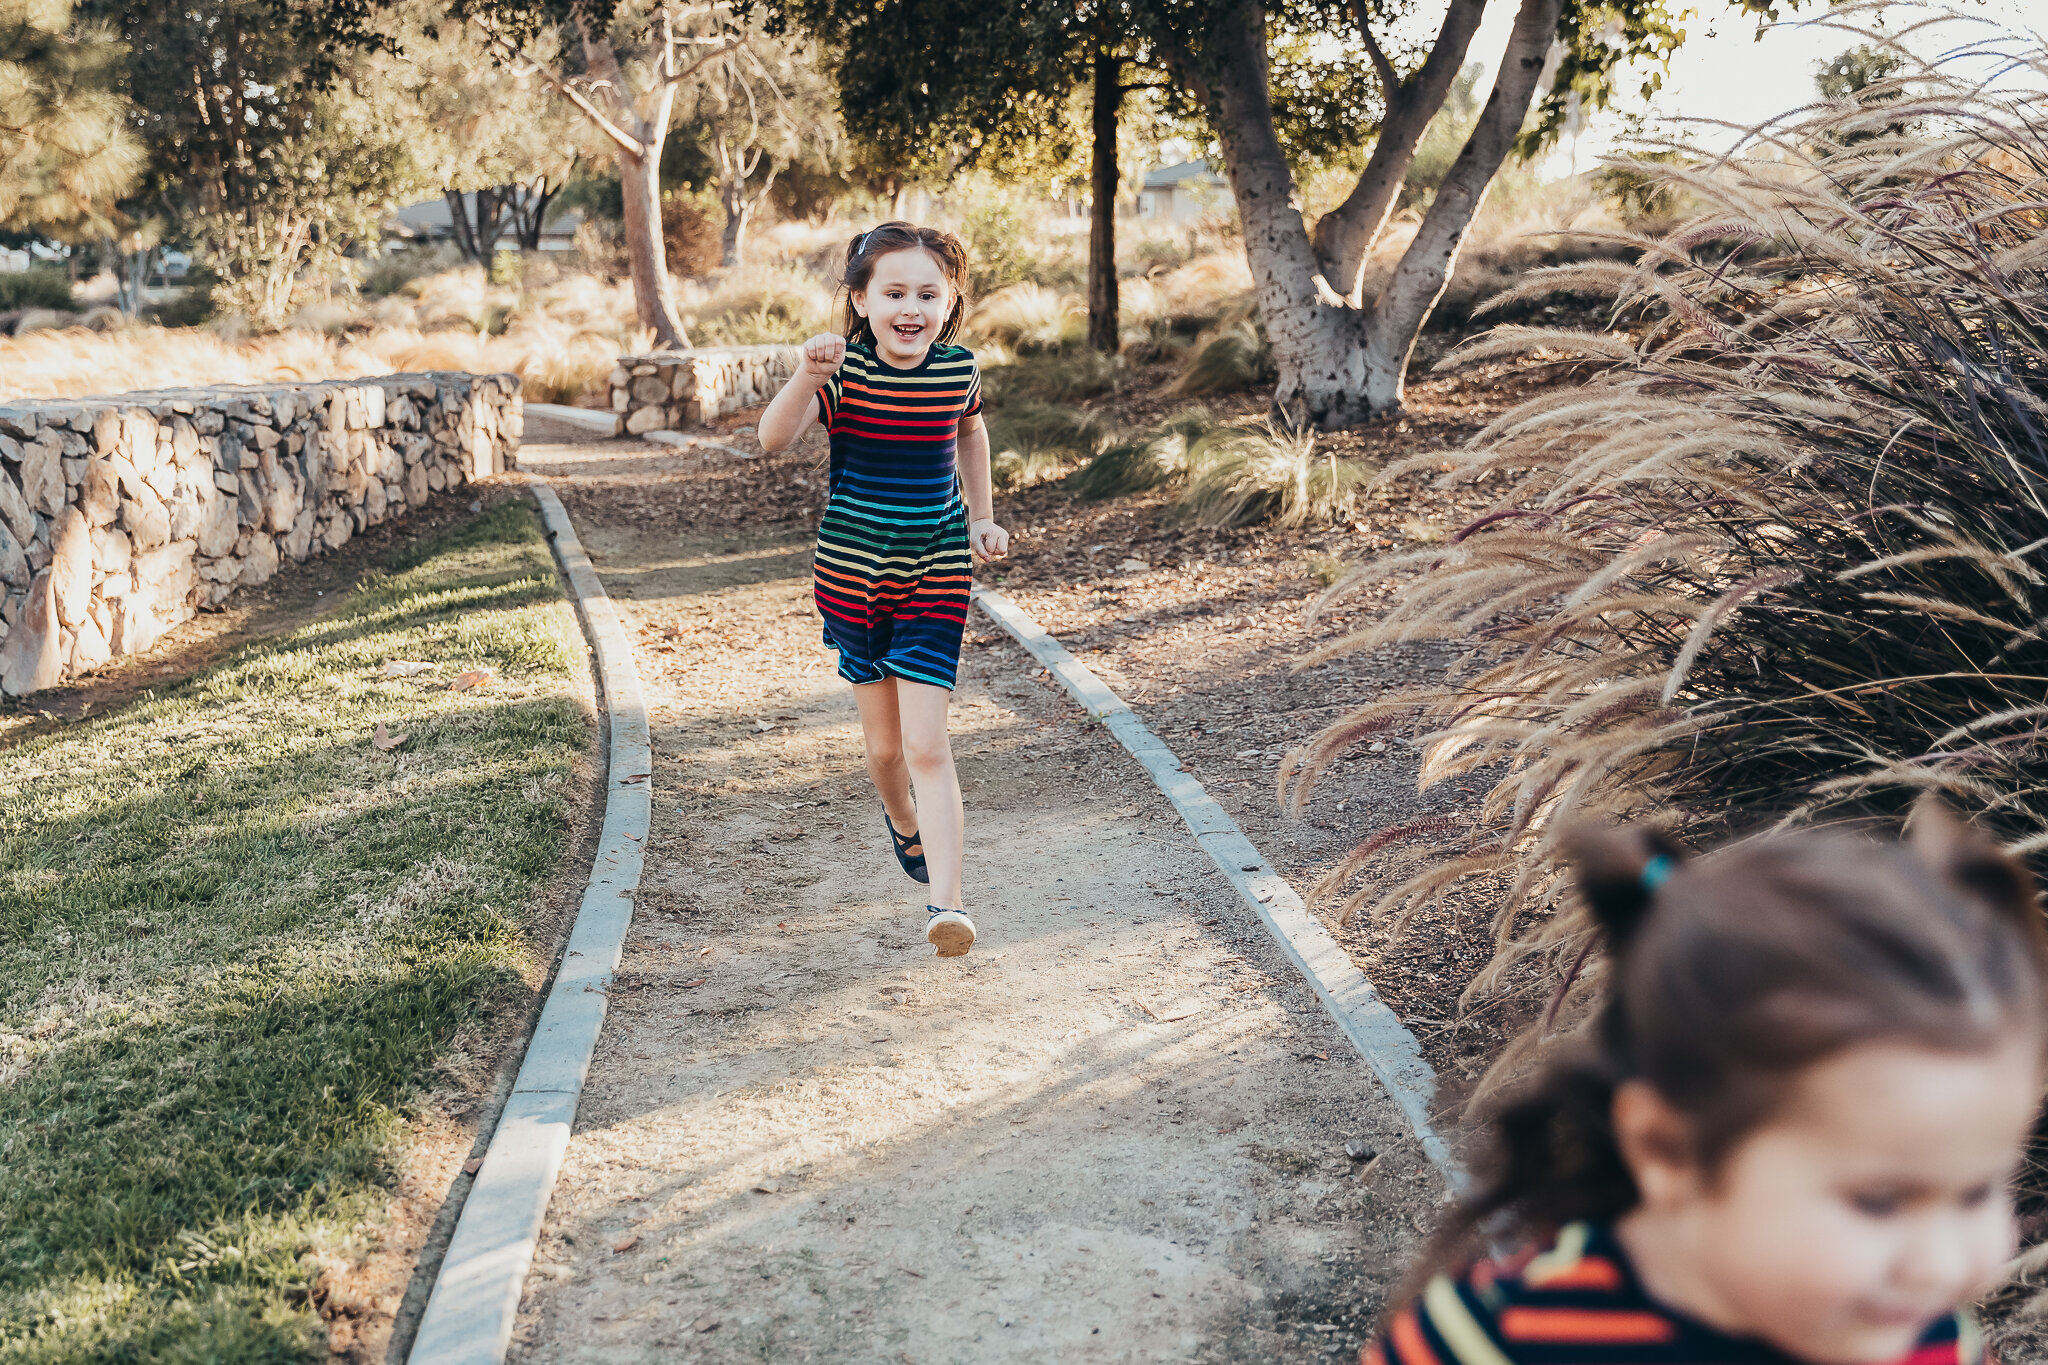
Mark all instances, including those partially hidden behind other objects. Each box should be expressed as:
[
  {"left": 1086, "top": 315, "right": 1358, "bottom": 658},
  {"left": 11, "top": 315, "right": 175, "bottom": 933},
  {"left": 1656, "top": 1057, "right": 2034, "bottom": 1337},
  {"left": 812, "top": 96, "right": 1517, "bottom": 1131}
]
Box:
[
  {"left": 842, "top": 229, "right": 875, "bottom": 348},
  {"left": 1487, "top": 1048, "right": 1638, "bottom": 1229},
  {"left": 937, "top": 292, "right": 966, "bottom": 346},
  {"left": 1540, "top": 824, "right": 1686, "bottom": 1033}
]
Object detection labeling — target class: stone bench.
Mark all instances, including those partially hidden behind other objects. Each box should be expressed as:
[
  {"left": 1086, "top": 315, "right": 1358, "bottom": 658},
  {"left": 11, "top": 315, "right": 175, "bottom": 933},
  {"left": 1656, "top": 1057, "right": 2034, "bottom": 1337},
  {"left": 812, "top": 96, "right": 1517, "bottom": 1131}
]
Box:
[{"left": 0, "top": 372, "right": 521, "bottom": 697}]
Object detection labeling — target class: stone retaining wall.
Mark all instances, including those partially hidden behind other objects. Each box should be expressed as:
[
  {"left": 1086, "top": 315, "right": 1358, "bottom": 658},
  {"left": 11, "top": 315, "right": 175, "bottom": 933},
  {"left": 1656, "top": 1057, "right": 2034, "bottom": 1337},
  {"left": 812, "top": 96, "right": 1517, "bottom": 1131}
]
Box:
[
  {"left": 609, "top": 344, "right": 801, "bottom": 434},
  {"left": 0, "top": 372, "right": 521, "bottom": 697}
]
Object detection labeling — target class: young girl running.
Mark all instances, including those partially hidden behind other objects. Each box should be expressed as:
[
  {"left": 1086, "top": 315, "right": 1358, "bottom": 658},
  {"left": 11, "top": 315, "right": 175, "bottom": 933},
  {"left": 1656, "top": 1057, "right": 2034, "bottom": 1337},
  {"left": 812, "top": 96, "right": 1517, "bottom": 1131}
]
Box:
[
  {"left": 1368, "top": 801, "right": 2046, "bottom": 1365},
  {"left": 758, "top": 222, "right": 1006, "bottom": 959}
]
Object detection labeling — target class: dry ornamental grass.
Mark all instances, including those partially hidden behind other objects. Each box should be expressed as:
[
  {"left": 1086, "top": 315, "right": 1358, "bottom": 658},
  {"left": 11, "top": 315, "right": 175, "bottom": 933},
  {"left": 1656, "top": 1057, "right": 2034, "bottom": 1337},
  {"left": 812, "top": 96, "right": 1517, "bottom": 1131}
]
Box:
[{"left": 1289, "top": 20, "right": 2048, "bottom": 956}]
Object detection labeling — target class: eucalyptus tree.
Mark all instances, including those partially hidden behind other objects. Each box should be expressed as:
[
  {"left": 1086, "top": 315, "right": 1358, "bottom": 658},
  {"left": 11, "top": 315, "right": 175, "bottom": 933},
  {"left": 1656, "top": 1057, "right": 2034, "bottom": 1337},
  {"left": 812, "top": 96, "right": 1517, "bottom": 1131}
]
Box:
[
  {"left": 1145, "top": 0, "right": 1695, "bottom": 427},
  {"left": 669, "top": 20, "right": 837, "bottom": 267},
  {"left": 451, "top": 0, "right": 753, "bottom": 347},
  {"left": 755, "top": 0, "right": 1184, "bottom": 353},
  {"left": 379, "top": 6, "right": 595, "bottom": 260}
]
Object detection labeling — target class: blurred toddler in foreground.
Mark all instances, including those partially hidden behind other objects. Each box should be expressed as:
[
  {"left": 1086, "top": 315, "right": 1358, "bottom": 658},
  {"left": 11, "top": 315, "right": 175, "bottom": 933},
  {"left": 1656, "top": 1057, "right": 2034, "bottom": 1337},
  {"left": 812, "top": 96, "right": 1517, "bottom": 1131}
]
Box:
[{"left": 1367, "top": 800, "right": 2046, "bottom": 1365}]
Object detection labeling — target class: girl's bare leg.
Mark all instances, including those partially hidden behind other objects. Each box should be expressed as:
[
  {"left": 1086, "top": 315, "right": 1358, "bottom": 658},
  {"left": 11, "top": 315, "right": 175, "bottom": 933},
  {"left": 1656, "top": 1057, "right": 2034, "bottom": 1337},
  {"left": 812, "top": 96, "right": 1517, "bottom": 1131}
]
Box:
[
  {"left": 852, "top": 681, "right": 920, "bottom": 855},
  {"left": 894, "top": 679, "right": 964, "bottom": 909}
]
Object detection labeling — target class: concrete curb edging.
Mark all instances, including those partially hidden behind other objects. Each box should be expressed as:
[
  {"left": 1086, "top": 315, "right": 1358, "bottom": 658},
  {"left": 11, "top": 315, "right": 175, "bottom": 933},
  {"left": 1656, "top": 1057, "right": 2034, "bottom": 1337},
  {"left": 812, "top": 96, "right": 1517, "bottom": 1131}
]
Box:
[
  {"left": 972, "top": 586, "right": 1461, "bottom": 1185},
  {"left": 525, "top": 401, "right": 623, "bottom": 436},
  {"left": 407, "top": 485, "right": 652, "bottom": 1365},
  {"left": 523, "top": 402, "right": 758, "bottom": 462}
]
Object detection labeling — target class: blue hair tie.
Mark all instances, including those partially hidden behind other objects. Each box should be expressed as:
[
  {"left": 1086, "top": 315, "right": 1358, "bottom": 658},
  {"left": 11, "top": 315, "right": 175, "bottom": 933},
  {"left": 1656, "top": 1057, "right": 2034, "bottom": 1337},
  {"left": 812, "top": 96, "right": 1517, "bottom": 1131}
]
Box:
[{"left": 1640, "top": 853, "right": 1676, "bottom": 893}]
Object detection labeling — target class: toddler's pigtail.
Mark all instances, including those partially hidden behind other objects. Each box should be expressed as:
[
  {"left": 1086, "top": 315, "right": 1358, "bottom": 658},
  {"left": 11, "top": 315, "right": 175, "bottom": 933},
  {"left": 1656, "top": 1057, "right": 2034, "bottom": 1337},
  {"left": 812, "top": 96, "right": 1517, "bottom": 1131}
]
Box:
[
  {"left": 1909, "top": 795, "right": 2043, "bottom": 932},
  {"left": 1564, "top": 823, "right": 1685, "bottom": 948},
  {"left": 1396, "top": 1043, "right": 1635, "bottom": 1303}
]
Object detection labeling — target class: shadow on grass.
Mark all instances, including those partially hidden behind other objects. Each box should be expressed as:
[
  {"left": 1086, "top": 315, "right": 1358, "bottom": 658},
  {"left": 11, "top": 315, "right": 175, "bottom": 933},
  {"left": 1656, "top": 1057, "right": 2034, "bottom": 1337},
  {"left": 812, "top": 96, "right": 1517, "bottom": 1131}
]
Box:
[{"left": 0, "top": 498, "right": 593, "bottom": 1362}]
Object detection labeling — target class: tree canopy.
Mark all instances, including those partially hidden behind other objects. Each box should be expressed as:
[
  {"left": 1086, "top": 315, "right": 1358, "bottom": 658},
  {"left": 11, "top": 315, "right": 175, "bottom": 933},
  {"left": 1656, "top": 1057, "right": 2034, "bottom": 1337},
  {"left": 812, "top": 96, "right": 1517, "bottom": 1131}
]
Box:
[
  {"left": 760, "top": 0, "right": 1794, "bottom": 427},
  {"left": 0, "top": 0, "right": 140, "bottom": 235}
]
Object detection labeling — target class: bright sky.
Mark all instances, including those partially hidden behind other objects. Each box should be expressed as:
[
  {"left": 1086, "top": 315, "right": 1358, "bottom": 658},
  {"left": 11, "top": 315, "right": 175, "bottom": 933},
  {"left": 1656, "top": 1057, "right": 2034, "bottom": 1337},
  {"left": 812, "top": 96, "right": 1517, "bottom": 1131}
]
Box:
[{"left": 1436, "top": 0, "right": 2045, "bottom": 168}]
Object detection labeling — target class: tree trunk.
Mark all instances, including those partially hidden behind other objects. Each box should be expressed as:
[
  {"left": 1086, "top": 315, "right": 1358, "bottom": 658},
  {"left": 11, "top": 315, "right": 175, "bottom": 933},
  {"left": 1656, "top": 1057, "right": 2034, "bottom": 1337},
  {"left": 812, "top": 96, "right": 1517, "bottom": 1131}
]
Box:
[
  {"left": 1312, "top": 0, "right": 1489, "bottom": 302},
  {"left": 445, "top": 190, "right": 479, "bottom": 261},
  {"left": 719, "top": 168, "right": 748, "bottom": 268},
  {"left": 1202, "top": 1, "right": 1369, "bottom": 430},
  {"left": 1357, "top": 0, "right": 1563, "bottom": 411},
  {"left": 125, "top": 248, "right": 147, "bottom": 316},
  {"left": 618, "top": 141, "right": 689, "bottom": 348},
  {"left": 1177, "top": 0, "right": 1565, "bottom": 427},
  {"left": 510, "top": 171, "right": 567, "bottom": 252},
  {"left": 1086, "top": 48, "right": 1120, "bottom": 355},
  {"left": 580, "top": 25, "right": 691, "bottom": 350}
]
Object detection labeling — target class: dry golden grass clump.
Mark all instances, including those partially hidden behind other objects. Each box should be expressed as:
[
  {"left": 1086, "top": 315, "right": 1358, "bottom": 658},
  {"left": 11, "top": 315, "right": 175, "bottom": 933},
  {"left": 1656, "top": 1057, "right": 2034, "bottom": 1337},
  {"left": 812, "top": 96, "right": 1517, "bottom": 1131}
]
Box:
[
  {"left": 0, "top": 269, "right": 649, "bottom": 405},
  {"left": 1284, "top": 27, "right": 2048, "bottom": 989},
  {"left": 1179, "top": 422, "right": 1372, "bottom": 528},
  {"left": 0, "top": 327, "right": 392, "bottom": 400}
]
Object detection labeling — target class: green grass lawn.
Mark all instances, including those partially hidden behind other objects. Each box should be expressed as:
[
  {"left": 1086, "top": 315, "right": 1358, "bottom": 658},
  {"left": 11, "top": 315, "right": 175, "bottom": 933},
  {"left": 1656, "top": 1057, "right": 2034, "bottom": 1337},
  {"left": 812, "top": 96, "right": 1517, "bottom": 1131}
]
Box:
[{"left": 0, "top": 499, "right": 591, "bottom": 1363}]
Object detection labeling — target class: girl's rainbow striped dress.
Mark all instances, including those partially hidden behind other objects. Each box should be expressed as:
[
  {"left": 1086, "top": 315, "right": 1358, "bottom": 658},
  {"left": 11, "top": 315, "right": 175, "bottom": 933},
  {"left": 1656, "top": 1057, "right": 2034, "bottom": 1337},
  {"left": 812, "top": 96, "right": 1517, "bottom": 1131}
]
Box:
[{"left": 813, "top": 338, "right": 983, "bottom": 690}]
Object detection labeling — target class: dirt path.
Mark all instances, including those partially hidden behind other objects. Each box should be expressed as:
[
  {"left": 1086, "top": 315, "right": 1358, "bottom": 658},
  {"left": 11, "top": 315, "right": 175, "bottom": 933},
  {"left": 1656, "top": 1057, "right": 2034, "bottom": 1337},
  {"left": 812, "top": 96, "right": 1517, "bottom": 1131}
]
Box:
[{"left": 503, "top": 421, "right": 1438, "bottom": 1364}]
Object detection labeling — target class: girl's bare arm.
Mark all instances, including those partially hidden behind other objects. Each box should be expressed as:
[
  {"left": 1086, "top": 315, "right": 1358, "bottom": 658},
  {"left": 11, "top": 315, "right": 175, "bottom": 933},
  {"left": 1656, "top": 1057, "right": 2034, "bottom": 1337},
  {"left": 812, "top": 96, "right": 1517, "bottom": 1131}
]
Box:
[
  {"left": 957, "top": 414, "right": 1009, "bottom": 563},
  {"left": 759, "top": 333, "right": 846, "bottom": 453}
]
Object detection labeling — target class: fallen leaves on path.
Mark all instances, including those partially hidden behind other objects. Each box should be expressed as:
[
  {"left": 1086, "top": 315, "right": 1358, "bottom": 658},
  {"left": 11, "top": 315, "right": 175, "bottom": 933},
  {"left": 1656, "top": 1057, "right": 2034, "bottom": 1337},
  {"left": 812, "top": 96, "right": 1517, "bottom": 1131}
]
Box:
[
  {"left": 451, "top": 668, "right": 494, "bottom": 691},
  {"left": 371, "top": 722, "right": 409, "bottom": 752}
]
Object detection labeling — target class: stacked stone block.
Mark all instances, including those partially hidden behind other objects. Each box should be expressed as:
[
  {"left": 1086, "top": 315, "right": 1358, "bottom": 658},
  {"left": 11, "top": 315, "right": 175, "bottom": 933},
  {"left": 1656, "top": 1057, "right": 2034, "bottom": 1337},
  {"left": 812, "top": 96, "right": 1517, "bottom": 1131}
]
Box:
[
  {"left": 0, "top": 372, "right": 521, "bottom": 697},
  {"left": 609, "top": 345, "right": 802, "bottom": 434}
]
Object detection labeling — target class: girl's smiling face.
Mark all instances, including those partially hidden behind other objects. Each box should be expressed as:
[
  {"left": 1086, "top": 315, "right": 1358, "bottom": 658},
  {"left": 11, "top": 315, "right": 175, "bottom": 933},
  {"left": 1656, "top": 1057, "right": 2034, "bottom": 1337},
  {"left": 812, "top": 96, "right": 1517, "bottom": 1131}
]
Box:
[
  {"left": 852, "top": 246, "right": 954, "bottom": 365},
  {"left": 1617, "top": 1037, "right": 2041, "bottom": 1365}
]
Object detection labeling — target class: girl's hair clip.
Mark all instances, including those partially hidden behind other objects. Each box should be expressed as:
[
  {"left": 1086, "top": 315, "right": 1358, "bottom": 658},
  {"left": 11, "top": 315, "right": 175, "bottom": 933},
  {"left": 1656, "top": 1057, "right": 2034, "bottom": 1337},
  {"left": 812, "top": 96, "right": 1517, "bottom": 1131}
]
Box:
[
  {"left": 1640, "top": 852, "right": 1676, "bottom": 893},
  {"left": 850, "top": 229, "right": 870, "bottom": 256}
]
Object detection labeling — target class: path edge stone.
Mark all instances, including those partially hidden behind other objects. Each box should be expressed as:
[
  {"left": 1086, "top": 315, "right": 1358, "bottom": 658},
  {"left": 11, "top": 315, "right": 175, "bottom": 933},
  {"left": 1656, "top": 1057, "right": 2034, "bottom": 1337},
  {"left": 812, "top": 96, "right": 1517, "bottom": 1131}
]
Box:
[
  {"left": 972, "top": 586, "right": 1462, "bottom": 1186},
  {"left": 406, "top": 484, "right": 652, "bottom": 1365},
  {"left": 524, "top": 401, "right": 622, "bottom": 437}
]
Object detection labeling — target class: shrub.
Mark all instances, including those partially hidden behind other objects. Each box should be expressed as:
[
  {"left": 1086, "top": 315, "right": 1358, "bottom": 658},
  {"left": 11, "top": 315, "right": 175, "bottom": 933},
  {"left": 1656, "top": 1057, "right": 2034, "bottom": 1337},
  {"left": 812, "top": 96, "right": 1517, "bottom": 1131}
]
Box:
[
  {"left": 0, "top": 268, "right": 74, "bottom": 312},
  {"left": 682, "top": 264, "right": 834, "bottom": 346},
  {"left": 1178, "top": 421, "right": 1371, "bottom": 528},
  {"left": 664, "top": 194, "right": 722, "bottom": 278},
  {"left": 991, "top": 447, "right": 1078, "bottom": 491},
  {"left": 572, "top": 218, "right": 628, "bottom": 281},
  {"left": 957, "top": 194, "right": 1039, "bottom": 295},
  {"left": 1283, "top": 35, "right": 2048, "bottom": 973},
  {"left": 986, "top": 346, "right": 1117, "bottom": 403},
  {"left": 363, "top": 244, "right": 460, "bottom": 297},
  {"left": 145, "top": 288, "right": 216, "bottom": 328},
  {"left": 984, "top": 397, "right": 1112, "bottom": 490},
  {"left": 1155, "top": 252, "right": 1254, "bottom": 329}
]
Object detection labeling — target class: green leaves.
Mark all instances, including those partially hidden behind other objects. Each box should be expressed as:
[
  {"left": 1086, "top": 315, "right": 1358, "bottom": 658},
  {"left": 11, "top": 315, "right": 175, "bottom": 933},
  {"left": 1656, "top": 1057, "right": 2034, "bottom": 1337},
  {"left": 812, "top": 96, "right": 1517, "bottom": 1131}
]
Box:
[{"left": 0, "top": 0, "right": 141, "bottom": 233}]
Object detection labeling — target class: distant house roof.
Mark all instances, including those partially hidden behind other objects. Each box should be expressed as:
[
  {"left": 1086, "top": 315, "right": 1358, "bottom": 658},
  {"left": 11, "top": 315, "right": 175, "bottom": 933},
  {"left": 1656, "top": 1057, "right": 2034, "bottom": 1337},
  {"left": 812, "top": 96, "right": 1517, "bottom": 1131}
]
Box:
[{"left": 1142, "top": 160, "right": 1226, "bottom": 190}]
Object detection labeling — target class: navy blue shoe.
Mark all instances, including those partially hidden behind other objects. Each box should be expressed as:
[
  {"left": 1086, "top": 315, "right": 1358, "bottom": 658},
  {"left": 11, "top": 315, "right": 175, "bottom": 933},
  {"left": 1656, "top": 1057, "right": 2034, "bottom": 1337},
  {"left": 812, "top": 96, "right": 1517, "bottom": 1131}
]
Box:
[{"left": 885, "top": 810, "right": 929, "bottom": 884}]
